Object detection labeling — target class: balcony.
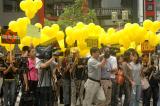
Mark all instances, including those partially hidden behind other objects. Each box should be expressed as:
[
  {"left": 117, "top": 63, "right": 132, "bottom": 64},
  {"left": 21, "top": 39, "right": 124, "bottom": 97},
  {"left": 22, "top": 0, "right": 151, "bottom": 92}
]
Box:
[{"left": 95, "top": 7, "right": 131, "bottom": 19}]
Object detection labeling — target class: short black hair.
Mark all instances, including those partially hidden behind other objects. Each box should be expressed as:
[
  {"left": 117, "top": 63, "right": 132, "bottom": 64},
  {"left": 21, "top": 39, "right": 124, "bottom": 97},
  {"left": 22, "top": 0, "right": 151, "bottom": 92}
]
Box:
[
  {"left": 22, "top": 46, "right": 30, "bottom": 52},
  {"left": 90, "top": 47, "right": 100, "bottom": 56}
]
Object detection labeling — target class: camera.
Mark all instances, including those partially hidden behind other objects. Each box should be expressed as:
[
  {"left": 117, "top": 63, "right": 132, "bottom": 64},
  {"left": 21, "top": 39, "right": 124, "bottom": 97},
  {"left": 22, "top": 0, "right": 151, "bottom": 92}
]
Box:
[
  {"left": 18, "top": 57, "right": 29, "bottom": 73},
  {"left": 36, "top": 45, "right": 63, "bottom": 59},
  {"left": 101, "top": 44, "right": 120, "bottom": 59},
  {"left": 104, "top": 51, "right": 110, "bottom": 59}
]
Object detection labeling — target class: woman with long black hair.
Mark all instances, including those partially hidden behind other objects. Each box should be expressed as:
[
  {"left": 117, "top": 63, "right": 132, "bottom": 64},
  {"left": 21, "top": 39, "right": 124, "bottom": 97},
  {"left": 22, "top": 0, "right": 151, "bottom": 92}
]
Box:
[{"left": 121, "top": 50, "right": 135, "bottom": 106}]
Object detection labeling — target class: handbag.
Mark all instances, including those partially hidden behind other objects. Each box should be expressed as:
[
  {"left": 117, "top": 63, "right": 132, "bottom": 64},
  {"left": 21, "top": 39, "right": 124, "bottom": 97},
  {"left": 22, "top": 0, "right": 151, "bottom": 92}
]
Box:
[
  {"left": 141, "top": 77, "right": 150, "bottom": 90},
  {"left": 115, "top": 69, "right": 125, "bottom": 85},
  {"left": 20, "top": 91, "right": 34, "bottom": 102},
  {"left": 96, "top": 86, "right": 106, "bottom": 102}
]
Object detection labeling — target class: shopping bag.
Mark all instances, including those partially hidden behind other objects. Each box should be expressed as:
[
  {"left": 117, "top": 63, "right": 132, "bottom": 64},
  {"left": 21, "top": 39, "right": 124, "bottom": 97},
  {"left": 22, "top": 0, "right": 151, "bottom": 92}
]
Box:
[
  {"left": 141, "top": 77, "right": 150, "bottom": 90},
  {"left": 96, "top": 86, "right": 106, "bottom": 101}
]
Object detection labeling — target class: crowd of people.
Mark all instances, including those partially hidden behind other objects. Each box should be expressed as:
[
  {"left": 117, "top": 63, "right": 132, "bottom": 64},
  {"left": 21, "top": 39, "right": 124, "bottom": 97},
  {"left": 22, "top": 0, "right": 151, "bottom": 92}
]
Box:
[{"left": 0, "top": 44, "right": 160, "bottom": 106}]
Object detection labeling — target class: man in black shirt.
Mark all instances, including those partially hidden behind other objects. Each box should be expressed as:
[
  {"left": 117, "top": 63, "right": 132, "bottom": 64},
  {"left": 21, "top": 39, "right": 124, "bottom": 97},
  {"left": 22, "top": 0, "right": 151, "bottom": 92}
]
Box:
[{"left": 3, "top": 52, "right": 18, "bottom": 106}]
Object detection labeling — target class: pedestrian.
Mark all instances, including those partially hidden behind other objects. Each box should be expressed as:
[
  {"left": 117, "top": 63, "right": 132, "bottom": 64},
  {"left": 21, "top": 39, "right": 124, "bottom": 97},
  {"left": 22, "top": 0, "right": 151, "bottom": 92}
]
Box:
[
  {"left": 83, "top": 47, "right": 106, "bottom": 106},
  {"left": 61, "top": 48, "right": 72, "bottom": 106},
  {"left": 27, "top": 48, "right": 38, "bottom": 105},
  {"left": 130, "top": 51, "right": 142, "bottom": 106},
  {"left": 121, "top": 50, "right": 135, "bottom": 106},
  {"left": 142, "top": 57, "right": 159, "bottom": 106},
  {"left": 35, "top": 45, "right": 58, "bottom": 106},
  {"left": 3, "top": 52, "right": 18, "bottom": 106}
]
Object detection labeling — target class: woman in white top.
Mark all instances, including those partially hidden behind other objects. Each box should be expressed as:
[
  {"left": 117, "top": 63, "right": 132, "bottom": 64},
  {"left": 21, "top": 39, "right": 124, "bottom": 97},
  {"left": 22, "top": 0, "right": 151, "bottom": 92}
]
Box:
[{"left": 130, "top": 51, "right": 142, "bottom": 106}]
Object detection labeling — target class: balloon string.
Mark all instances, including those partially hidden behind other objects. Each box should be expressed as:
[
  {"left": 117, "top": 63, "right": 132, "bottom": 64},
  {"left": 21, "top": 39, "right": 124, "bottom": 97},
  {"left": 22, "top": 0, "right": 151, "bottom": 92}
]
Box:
[{"left": 10, "top": 44, "right": 12, "bottom": 63}]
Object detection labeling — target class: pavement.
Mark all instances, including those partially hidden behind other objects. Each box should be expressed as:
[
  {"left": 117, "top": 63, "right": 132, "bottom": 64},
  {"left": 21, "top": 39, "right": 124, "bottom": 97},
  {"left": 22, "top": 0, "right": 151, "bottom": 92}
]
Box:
[{"left": 1, "top": 91, "right": 153, "bottom": 106}]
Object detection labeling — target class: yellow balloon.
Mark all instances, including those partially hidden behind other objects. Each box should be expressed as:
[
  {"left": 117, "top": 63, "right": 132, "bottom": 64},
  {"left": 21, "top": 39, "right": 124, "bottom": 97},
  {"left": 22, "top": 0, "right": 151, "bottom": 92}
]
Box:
[
  {"left": 25, "top": 10, "right": 35, "bottom": 19},
  {"left": 17, "top": 18, "right": 26, "bottom": 26},
  {"left": 23, "top": 17, "right": 30, "bottom": 24},
  {"left": 129, "top": 42, "right": 136, "bottom": 49},
  {"left": 151, "top": 21, "right": 160, "bottom": 33},
  {"left": 40, "top": 34, "right": 50, "bottom": 43},
  {"left": 132, "top": 23, "right": 139, "bottom": 31},
  {"left": 8, "top": 21, "right": 18, "bottom": 32},
  {"left": 119, "top": 47, "right": 126, "bottom": 55},
  {"left": 32, "top": 38, "right": 40, "bottom": 46},
  {"left": 56, "top": 31, "right": 64, "bottom": 41},
  {"left": 2, "top": 44, "right": 14, "bottom": 51},
  {"left": 107, "top": 28, "right": 115, "bottom": 34},
  {"left": 51, "top": 24, "right": 60, "bottom": 33},
  {"left": 136, "top": 45, "right": 142, "bottom": 56},
  {"left": 20, "top": 1, "right": 27, "bottom": 11},
  {"left": 88, "top": 23, "right": 96, "bottom": 29},
  {"left": 17, "top": 29, "right": 26, "bottom": 39},
  {"left": 66, "top": 37, "right": 75, "bottom": 46},
  {"left": 34, "top": 0, "right": 43, "bottom": 10},
  {"left": 35, "top": 23, "right": 42, "bottom": 29},
  {"left": 124, "top": 23, "right": 131, "bottom": 28},
  {"left": 58, "top": 40, "right": 65, "bottom": 50},
  {"left": 42, "top": 26, "right": 51, "bottom": 37},
  {"left": 21, "top": 36, "right": 32, "bottom": 46},
  {"left": 100, "top": 34, "right": 107, "bottom": 45},
  {"left": 65, "top": 26, "right": 73, "bottom": 36},
  {"left": 78, "top": 41, "right": 87, "bottom": 49},
  {"left": 18, "top": 44, "right": 24, "bottom": 50},
  {"left": 76, "top": 22, "right": 85, "bottom": 28},
  {"left": 79, "top": 49, "right": 89, "bottom": 57},
  {"left": 143, "top": 19, "right": 153, "bottom": 30}
]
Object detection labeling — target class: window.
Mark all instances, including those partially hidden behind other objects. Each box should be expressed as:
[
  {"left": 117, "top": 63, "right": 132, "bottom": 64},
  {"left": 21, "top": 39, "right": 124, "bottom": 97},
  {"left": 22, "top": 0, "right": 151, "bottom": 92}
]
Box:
[
  {"left": 146, "top": 4, "right": 154, "bottom": 11},
  {"left": 3, "top": 0, "right": 22, "bottom": 12},
  {"left": 45, "top": 0, "right": 74, "bottom": 17}
]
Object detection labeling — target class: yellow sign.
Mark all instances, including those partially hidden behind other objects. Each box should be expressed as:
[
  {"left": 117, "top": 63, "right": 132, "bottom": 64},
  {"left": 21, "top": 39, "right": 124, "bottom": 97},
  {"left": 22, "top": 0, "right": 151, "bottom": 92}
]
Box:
[
  {"left": 85, "top": 37, "right": 98, "bottom": 47},
  {"left": 141, "top": 40, "right": 155, "bottom": 53}
]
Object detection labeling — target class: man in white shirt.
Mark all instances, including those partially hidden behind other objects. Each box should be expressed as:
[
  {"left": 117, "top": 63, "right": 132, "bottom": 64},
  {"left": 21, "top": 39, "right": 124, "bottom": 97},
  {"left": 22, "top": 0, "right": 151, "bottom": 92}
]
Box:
[{"left": 35, "top": 55, "right": 58, "bottom": 106}]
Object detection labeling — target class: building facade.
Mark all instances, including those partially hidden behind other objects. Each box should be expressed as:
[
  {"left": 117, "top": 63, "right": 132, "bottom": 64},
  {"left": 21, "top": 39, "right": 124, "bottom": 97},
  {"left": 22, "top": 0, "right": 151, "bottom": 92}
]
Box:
[
  {"left": 0, "top": 0, "right": 159, "bottom": 28},
  {"left": 0, "top": 0, "right": 38, "bottom": 27}
]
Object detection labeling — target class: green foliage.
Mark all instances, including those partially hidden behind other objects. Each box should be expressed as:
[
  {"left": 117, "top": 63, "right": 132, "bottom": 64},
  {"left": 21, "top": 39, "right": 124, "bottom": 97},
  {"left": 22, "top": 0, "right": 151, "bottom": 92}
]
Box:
[
  {"left": 57, "top": 0, "right": 97, "bottom": 30},
  {"left": 44, "top": 18, "right": 56, "bottom": 26}
]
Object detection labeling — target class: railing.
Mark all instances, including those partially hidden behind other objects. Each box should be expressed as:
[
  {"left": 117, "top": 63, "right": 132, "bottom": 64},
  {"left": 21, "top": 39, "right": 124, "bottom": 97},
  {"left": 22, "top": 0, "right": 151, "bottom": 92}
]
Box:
[{"left": 95, "top": 8, "right": 131, "bottom": 17}]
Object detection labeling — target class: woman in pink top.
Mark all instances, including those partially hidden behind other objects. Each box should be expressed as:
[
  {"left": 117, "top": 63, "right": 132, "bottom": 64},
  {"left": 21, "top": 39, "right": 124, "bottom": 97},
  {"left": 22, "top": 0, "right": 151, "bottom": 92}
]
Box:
[{"left": 28, "top": 48, "right": 38, "bottom": 94}]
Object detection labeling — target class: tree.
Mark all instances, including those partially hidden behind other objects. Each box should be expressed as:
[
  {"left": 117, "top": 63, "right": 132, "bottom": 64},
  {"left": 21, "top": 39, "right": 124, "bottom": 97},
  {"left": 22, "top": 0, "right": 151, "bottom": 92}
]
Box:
[{"left": 57, "top": 0, "right": 97, "bottom": 30}]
